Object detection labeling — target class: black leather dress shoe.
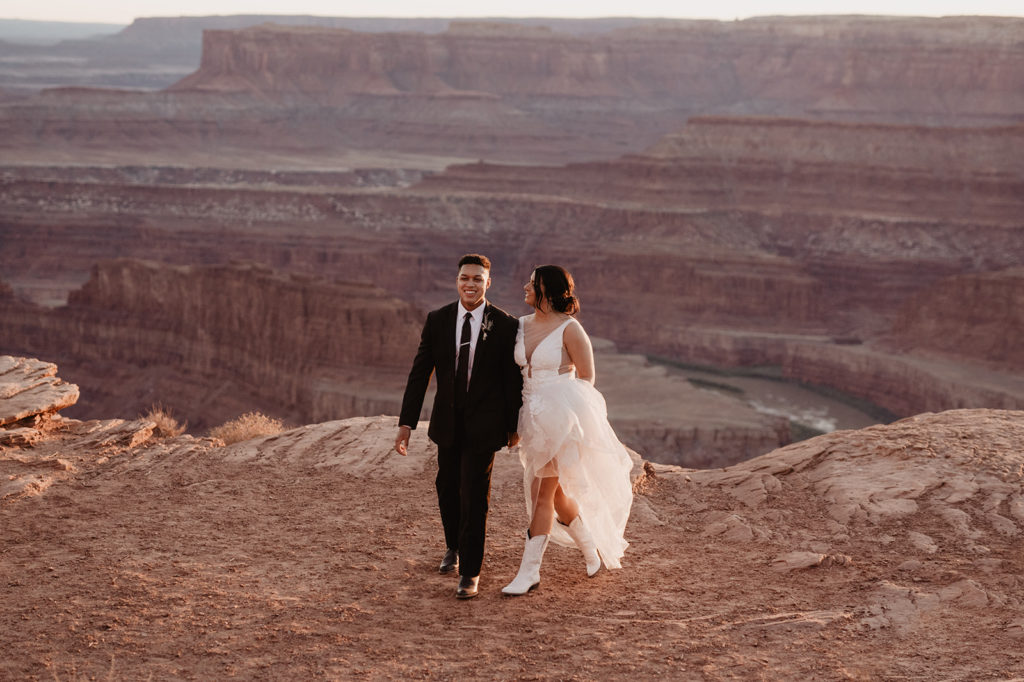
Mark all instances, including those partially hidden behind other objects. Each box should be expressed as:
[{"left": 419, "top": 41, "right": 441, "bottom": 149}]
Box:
[
  {"left": 439, "top": 549, "right": 459, "bottom": 575},
  {"left": 456, "top": 575, "right": 479, "bottom": 599}
]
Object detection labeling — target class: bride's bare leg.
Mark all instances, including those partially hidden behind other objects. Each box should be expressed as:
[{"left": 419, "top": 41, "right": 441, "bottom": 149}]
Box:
[
  {"left": 528, "top": 476, "right": 560, "bottom": 537},
  {"left": 553, "top": 483, "right": 580, "bottom": 525}
]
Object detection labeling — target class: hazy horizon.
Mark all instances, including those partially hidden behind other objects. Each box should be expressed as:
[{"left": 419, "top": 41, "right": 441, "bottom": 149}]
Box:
[{"left": 6, "top": 0, "right": 1024, "bottom": 26}]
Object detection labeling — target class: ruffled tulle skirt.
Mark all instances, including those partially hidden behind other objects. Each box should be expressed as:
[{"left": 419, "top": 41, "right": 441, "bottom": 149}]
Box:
[{"left": 517, "top": 372, "right": 633, "bottom": 569}]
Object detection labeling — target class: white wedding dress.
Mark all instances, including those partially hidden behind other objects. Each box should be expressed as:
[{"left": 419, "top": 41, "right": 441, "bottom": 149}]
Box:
[{"left": 514, "top": 315, "right": 633, "bottom": 569}]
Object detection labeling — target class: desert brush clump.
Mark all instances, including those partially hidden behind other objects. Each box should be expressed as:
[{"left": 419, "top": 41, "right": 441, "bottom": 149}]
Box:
[
  {"left": 142, "top": 404, "right": 187, "bottom": 438},
  {"left": 209, "top": 411, "right": 284, "bottom": 445}
]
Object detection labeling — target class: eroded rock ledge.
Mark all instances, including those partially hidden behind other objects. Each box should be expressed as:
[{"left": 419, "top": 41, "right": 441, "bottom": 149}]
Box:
[{"left": 0, "top": 356, "right": 79, "bottom": 428}]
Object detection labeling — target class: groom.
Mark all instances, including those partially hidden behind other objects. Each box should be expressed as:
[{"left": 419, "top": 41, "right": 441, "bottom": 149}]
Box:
[{"left": 395, "top": 254, "right": 523, "bottom": 599}]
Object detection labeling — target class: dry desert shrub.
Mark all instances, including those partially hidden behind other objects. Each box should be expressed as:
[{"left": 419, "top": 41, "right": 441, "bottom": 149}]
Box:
[
  {"left": 142, "top": 404, "right": 187, "bottom": 438},
  {"left": 209, "top": 411, "right": 284, "bottom": 445}
]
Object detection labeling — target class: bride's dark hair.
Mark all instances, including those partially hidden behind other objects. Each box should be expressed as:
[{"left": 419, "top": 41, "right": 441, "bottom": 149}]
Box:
[{"left": 532, "top": 265, "right": 580, "bottom": 315}]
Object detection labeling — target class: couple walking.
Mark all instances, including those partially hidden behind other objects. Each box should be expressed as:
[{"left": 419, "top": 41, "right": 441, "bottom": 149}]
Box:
[{"left": 394, "top": 254, "right": 633, "bottom": 599}]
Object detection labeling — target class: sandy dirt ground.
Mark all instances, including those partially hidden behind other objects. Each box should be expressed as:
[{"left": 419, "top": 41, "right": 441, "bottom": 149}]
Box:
[{"left": 3, "top": 414, "right": 1024, "bottom": 680}]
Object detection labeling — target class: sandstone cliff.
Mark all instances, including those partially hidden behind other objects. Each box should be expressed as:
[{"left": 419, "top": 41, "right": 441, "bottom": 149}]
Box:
[
  {"left": 3, "top": 362, "right": 1023, "bottom": 679},
  {"left": 0, "top": 261, "right": 422, "bottom": 430},
  {"left": 890, "top": 267, "right": 1024, "bottom": 370},
  {"left": 173, "top": 19, "right": 1024, "bottom": 123},
  {"left": 0, "top": 16, "right": 734, "bottom": 94}
]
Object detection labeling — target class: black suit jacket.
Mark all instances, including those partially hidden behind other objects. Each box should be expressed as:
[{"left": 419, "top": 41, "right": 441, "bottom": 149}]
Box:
[{"left": 399, "top": 301, "right": 523, "bottom": 453}]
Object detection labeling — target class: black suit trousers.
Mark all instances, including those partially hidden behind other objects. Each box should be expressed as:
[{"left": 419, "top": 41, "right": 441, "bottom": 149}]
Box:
[{"left": 435, "top": 412, "right": 495, "bottom": 578}]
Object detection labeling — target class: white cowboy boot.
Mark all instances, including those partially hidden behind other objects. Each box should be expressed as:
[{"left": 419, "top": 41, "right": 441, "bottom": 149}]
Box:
[
  {"left": 563, "top": 515, "right": 601, "bottom": 577},
  {"left": 502, "top": 532, "right": 550, "bottom": 596}
]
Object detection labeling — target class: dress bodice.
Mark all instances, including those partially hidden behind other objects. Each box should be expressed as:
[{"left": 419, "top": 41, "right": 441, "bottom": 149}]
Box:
[{"left": 515, "top": 316, "right": 576, "bottom": 383}]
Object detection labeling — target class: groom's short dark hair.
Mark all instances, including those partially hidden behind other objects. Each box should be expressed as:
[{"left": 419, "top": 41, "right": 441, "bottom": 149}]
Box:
[{"left": 459, "top": 254, "right": 491, "bottom": 271}]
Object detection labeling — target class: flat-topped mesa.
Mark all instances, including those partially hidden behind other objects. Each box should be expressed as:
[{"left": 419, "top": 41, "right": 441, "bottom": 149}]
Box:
[
  {"left": 170, "top": 23, "right": 630, "bottom": 100},
  {"left": 167, "top": 18, "right": 1024, "bottom": 122}
]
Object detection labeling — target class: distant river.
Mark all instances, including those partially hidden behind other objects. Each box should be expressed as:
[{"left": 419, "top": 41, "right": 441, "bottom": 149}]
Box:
[{"left": 650, "top": 359, "right": 892, "bottom": 440}]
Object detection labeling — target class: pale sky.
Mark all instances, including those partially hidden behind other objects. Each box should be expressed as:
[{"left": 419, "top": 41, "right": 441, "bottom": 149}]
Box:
[{"left": 7, "top": 0, "right": 1024, "bottom": 25}]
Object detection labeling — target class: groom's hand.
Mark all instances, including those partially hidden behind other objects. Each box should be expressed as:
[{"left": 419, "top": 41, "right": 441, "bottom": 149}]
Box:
[
  {"left": 395, "top": 425, "right": 411, "bottom": 456},
  {"left": 507, "top": 432, "right": 520, "bottom": 448}
]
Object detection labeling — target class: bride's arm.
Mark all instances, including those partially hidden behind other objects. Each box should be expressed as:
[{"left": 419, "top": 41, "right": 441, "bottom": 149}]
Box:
[{"left": 564, "top": 320, "right": 595, "bottom": 385}]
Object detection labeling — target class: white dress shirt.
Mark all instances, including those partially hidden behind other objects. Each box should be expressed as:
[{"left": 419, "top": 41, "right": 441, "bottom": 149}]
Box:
[{"left": 456, "top": 301, "right": 486, "bottom": 381}]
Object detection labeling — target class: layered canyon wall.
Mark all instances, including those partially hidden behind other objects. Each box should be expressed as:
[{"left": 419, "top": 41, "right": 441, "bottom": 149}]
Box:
[
  {"left": 0, "top": 260, "right": 421, "bottom": 430},
  {"left": 0, "top": 15, "right": 735, "bottom": 94},
  {"left": 176, "top": 19, "right": 1024, "bottom": 120},
  {"left": 3, "top": 153, "right": 1021, "bottom": 420},
  {"left": 890, "top": 267, "right": 1024, "bottom": 370},
  {"left": 423, "top": 117, "right": 1024, "bottom": 223},
  {"left": 9, "top": 114, "right": 1015, "bottom": 340},
  {"left": 419, "top": 115, "right": 1024, "bottom": 337}
]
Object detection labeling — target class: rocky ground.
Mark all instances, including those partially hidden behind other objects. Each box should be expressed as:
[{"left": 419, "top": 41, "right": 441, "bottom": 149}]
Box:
[{"left": 3, "top": 358, "right": 1024, "bottom": 680}]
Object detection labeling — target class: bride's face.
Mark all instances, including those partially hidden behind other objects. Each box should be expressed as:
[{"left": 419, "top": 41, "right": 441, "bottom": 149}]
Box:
[{"left": 523, "top": 272, "right": 544, "bottom": 310}]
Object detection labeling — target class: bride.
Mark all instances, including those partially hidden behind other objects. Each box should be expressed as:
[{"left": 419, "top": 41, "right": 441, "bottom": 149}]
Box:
[{"left": 502, "top": 265, "right": 634, "bottom": 596}]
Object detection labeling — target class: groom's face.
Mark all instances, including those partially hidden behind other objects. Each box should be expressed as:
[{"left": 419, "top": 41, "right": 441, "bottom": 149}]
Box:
[{"left": 457, "top": 264, "right": 490, "bottom": 311}]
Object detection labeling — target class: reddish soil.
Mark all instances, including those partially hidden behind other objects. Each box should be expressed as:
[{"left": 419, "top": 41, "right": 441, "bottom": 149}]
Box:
[{"left": 3, "top": 415, "right": 1023, "bottom": 680}]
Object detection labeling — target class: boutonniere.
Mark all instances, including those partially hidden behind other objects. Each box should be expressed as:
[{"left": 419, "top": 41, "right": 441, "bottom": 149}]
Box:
[{"left": 481, "top": 316, "right": 494, "bottom": 342}]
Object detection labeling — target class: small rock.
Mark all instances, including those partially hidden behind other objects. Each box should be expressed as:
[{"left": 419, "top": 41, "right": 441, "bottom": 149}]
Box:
[
  {"left": 938, "top": 507, "right": 982, "bottom": 539},
  {"left": 772, "top": 551, "right": 851, "bottom": 572},
  {"left": 1006, "top": 619, "right": 1024, "bottom": 638},
  {"left": 987, "top": 512, "right": 1018, "bottom": 538},
  {"left": 0, "top": 427, "right": 41, "bottom": 447},
  {"left": 938, "top": 579, "right": 989, "bottom": 608},
  {"left": 1007, "top": 495, "right": 1024, "bottom": 524},
  {"left": 907, "top": 531, "right": 938, "bottom": 554},
  {"left": 703, "top": 513, "right": 759, "bottom": 542},
  {"left": 940, "top": 478, "right": 980, "bottom": 504}
]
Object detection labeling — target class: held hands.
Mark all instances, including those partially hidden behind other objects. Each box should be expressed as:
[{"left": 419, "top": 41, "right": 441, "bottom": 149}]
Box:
[
  {"left": 397, "top": 427, "right": 518, "bottom": 454},
  {"left": 395, "top": 425, "right": 411, "bottom": 456}
]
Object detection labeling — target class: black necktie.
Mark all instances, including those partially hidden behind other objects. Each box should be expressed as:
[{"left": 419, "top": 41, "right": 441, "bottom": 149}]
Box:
[{"left": 454, "top": 312, "right": 472, "bottom": 407}]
